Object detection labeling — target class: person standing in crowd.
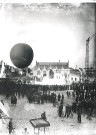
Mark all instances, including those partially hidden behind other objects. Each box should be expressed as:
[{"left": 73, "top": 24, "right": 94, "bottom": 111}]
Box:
[
  {"left": 14, "top": 96, "right": 17, "bottom": 106},
  {"left": 66, "top": 91, "right": 68, "bottom": 97},
  {"left": 64, "top": 104, "right": 69, "bottom": 118},
  {"left": 58, "top": 105, "right": 63, "bottom": 117},
  {"left": 87, "top": 107, "right": 91, "bottom": 120},
  {"left": 53, "top": 93, "right": 56, "bottom": 107},
  {"left": 86, "top": 98, "right": 92, "bottom": 120},
  {"left": 11, "top": 96, "right": 13, "bottom": 105},
  {"left": 58, "top": 94, "right": 61, "bottom": 102},
  {"left": 8, "top": 118, "right": 13, "bottom": 135},
  {"left": 58, "top": 100, "right": 63, "bottom": 117},
  {"left": 72, "top": 91, "right": 75, "bottom": 97},
  {"left": 72, "top": 102, "right": 77, "bottom": 113},
  {"left": 62, "top": 94, "right": 64, "bottom": 101},
  {"left": 69, "top": 105, "right": 73, "bottom": 118},
  {"left": 77, "top": 102, "right": 81, "bottom": 123}
]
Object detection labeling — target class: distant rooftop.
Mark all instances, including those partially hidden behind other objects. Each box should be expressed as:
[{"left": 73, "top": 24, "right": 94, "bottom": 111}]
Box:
[
  {"left": 36, "top": 61, "right": 69, "bottom": 69},
  {"left": 35, "top": 61, "right": 69, "bottom": 69}
]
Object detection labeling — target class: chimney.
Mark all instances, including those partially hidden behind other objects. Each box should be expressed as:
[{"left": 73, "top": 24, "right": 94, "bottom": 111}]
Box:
[
  {"left": 36, "top": 61, "right": 37, "bottom": 65},
  {"left": 68, "top": 60, "right": 69, "bottom": 67}
]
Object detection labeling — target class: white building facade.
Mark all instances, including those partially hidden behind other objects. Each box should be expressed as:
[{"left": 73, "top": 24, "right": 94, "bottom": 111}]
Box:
[{"left": 31, "top": 61, "right": 81, "bottom": 85}]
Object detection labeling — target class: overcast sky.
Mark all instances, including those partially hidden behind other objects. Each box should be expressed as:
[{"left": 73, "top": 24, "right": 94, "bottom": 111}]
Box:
[{"left": 0, "top": 3, "right": 95, "bottom": 68}]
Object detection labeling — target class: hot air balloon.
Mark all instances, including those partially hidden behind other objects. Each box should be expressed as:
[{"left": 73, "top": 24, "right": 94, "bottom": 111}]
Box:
[{"left": 10, "top": 43, "right": 34, "bottom": 68}]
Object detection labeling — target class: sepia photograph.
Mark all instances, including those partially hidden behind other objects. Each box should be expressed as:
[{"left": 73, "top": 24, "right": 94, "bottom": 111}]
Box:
[{"left": 0, "top": 1, "right": 96, "bottom": 135}]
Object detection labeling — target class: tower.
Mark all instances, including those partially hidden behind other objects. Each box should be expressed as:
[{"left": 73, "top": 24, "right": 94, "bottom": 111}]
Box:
[
  {"left": 85, "top": 33, "right": 96, "bottom": 70},
  {"left": 85, "top": 38, "right": 90, "bottom": 69}
]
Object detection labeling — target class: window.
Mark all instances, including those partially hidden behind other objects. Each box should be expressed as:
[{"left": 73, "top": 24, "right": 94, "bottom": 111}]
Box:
[
  {"left": 49, "top": 69, "right": 54, "bottom": 79},
  {"left": 43, "top": 70, "right": 47, "bottom": 77},
  {"left": 64, "top": 72, "right": 67, "bottom": 78}
]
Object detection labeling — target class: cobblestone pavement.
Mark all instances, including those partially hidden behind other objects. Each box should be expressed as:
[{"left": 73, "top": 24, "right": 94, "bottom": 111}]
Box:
[{"left": 0, "top": 90, "right": 96, "bottom": 135}]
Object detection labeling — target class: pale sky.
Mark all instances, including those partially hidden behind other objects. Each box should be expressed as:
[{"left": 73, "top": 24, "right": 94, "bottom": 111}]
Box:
[{"left": 0, "top": 3, "right": 95, "bottom": 68}]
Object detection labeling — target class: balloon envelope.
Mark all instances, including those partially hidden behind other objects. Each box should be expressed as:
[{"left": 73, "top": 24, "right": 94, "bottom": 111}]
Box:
[{"left": 10, "top": 43, "right": 34, "bottom": 68}]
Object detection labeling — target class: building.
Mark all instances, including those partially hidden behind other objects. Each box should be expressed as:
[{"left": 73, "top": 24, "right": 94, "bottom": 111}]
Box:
[
  {"left": 31, "top": 61, "right": 81, "bottom": 85},
  {"left": 0, "top": 60, "right": 19, "bottom": 78},
  {"left": 0, "top": 60, "right": 34, "bottom": 84}
]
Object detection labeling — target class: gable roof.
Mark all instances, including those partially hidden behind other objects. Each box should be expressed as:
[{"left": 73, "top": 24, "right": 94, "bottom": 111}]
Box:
[{"left": 36, "top": 62, "right": 69, "bottom": 68}]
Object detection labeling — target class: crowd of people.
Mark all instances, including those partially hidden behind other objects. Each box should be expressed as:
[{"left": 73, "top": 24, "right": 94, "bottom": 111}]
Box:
[
  {"left": 11, "top": 95, "right": 17, "bottom": 106},
  {"left": 0, "top": 79, "right": 77, "bottom": 98},
  {"left": 57, "top": 82, "right": 96, "bottom": 123},
  {"left": 74, "top": 86, "right": 96, "bottom": 120},
  {"left": 0, "top": 80, "right": 96, "bottom": 134}
]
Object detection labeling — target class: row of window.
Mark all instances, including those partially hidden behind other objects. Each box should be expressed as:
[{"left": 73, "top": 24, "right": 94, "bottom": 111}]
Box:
[
  {"left": 56, "top": 77, "right": 77, "bottom": 81},
  {"left": 71, "top": 77, "right": 77, "bottom": 81},
  {"left": 37, "top": 70, "right": 68, "bottom": 76},
  {"left": 37, "top": 70, "right": 78, "bottom": 81},
  {"left": 37, "top": 72, "right": 77, "bottom": 80}
]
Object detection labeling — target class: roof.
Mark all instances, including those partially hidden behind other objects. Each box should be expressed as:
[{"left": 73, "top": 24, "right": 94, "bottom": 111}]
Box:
[
  {"left": 36, "top": 62, "right": 68, "bottom": 66},
  {"left": 70, "top": 68, "right": 80, "bottom": 75},
  {"left": 36, "top": 62, "right": 69, "bottom": 69}
]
